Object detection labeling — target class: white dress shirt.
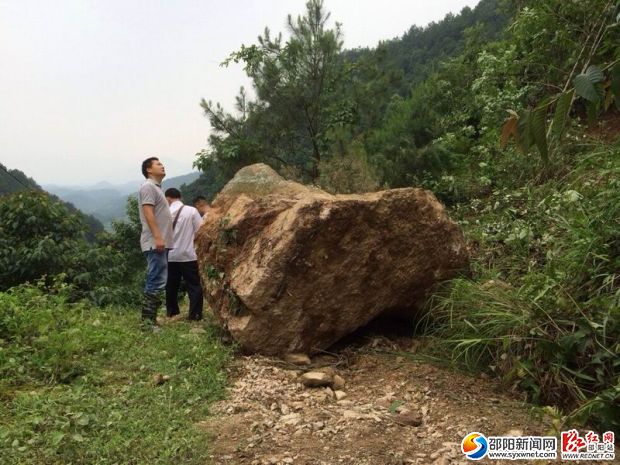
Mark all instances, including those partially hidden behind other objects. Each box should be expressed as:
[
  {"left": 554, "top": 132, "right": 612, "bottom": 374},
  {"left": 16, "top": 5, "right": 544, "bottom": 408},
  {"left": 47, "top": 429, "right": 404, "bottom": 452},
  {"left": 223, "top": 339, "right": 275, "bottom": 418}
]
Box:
[{"left": 168, "top": 200, "right": 203, "bottom": 262}]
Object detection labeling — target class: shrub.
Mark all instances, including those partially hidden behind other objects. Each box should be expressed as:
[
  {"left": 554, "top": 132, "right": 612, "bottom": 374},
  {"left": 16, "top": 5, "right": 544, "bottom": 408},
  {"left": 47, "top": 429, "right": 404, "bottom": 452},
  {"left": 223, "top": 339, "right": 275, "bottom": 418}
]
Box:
[
  {"left": 0, "top": 191, "right": 85, "bottom": 290},
  {"left": 420, "top": 143, "right": 620, "bottom": 431},
  {"left": 0, "top": 191, "right": 143, "bottom": 306}
]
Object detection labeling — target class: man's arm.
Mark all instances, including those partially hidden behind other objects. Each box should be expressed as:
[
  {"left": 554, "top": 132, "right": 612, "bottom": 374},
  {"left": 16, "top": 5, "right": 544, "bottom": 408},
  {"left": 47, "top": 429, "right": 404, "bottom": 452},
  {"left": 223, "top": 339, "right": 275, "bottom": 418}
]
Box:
[
  {"left": 191, "top": 209, "right": 202, "bottom": 233},
  {"left": 142, "top": 204, "right": 165, "bottom": 252}
]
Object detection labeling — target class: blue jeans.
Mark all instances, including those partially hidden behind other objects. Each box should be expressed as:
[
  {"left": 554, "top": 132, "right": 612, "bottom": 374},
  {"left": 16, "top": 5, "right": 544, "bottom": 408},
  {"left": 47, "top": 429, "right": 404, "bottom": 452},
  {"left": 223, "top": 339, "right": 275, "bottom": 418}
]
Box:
[{"left": 144, "top": 249, "right": 168, "bottom": 293}]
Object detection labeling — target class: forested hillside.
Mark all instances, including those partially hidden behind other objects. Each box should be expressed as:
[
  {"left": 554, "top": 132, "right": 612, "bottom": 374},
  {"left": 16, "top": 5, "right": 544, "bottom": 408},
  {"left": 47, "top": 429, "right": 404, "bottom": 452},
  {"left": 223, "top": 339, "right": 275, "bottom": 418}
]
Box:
[
  {"left": 0, "top": 163, "right": 40, "bottom": 194},
  {"left": 0, "top": 163, "right": 105, "bottom": 240},
  {"left": 346, "top": 0, "right": 511, "bottom": 87},
  {"left": 192, "top": 0, "right": 620, "bottom": 431}
]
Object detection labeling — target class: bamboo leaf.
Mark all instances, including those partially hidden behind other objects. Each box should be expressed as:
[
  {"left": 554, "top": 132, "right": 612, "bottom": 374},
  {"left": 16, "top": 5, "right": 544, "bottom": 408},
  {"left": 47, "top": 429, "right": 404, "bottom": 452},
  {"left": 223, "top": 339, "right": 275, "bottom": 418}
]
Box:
[
  {"left": 550, "top": 89, "right": 574, "bottom": 140},
  {"left": 515, "top": 109, "right": 533, "bottom": 154},
  {"left": 531, "top": 106, "right": 549, "bottom": 164},
  {"left": 500, "top": 116, "right": 518, "bottom": 149}
]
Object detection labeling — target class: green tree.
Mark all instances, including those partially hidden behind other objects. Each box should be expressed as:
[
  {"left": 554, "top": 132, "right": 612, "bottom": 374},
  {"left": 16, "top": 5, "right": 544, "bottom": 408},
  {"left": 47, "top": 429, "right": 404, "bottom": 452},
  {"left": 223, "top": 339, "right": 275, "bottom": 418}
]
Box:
[
  {"left": 0, "top": 191, "right": 85, "bottom": 290},
  {"left": 197, "top": 0, "right": 345, "bottom": 182}
]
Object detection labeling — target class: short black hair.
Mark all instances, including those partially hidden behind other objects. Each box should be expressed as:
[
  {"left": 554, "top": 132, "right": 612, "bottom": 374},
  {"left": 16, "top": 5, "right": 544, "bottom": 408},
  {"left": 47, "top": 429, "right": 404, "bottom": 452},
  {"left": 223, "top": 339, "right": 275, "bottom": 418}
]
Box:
[
  {"left": 193, "top": 195, "right": 207, "bottom": 204},
  {"left": 141, "top": 157, "right": 159, "bottom": 178},
  {"left": 165, "top": 188, "right": 181, "bottom": 199}
]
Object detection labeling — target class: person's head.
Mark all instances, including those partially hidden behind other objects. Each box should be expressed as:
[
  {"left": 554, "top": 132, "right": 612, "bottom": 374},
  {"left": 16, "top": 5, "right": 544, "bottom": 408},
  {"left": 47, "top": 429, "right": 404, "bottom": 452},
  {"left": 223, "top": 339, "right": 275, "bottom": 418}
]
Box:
[
  {"left": 193, "top": 195, "right": 209, "bottom": 216},
  {"left": 165, "top": 187, "right": 181, "bottom": 205},
  {"left": 141, "top": 157, "right": 166, "bottom": 180}
]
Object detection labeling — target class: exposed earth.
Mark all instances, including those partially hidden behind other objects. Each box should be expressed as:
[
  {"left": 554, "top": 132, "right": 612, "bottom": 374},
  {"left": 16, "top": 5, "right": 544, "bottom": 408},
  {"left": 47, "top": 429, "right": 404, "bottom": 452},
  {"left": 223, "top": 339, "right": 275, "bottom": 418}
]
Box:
[{"left": 194, "top": 327, "right": 609, "bottom": 465}]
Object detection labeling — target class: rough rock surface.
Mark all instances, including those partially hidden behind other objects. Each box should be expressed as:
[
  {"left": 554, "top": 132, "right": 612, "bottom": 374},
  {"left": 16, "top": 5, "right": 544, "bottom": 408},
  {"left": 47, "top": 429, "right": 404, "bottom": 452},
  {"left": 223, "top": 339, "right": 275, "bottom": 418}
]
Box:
[{"left": 195, "top": 163, "right": 468, "bottom": 354}]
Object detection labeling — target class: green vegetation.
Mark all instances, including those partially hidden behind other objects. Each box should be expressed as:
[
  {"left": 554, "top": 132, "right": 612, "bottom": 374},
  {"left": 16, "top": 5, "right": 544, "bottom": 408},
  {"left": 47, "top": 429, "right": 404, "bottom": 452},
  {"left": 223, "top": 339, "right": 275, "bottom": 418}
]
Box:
[
  {"left": 2, "top": 0, "right": 618, "bottom": 451},
  {"left": 420, "top": 142, "right": 619, "bottom": 432},
  {"left": 0, "top": 283, "right": 230, "bottom": 464},
  {"left": 195, "top": 0, "right": 620, "bottom": 431},
  {"left": 0, "top": 192, "right": 143, "bottom": 306},
  {"left": 1, "top": 164, "right": 104, "bottom": 240},
  {"left": 0, "top": 163, "right": 40, "bottom": 195}
]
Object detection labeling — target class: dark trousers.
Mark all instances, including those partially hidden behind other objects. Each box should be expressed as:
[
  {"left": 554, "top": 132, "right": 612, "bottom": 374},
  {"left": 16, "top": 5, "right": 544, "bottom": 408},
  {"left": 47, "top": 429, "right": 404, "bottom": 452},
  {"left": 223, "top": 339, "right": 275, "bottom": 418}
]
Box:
[{"left": 165, "top": 261, "right": 203, "bottom": 320}]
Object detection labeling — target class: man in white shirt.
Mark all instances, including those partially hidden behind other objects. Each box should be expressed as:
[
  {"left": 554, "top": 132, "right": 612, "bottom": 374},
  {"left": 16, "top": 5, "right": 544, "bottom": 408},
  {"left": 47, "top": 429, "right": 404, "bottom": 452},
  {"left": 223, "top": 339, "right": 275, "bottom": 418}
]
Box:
[{"left": 164, "top": 188, "right": 204, "bottom": 320}]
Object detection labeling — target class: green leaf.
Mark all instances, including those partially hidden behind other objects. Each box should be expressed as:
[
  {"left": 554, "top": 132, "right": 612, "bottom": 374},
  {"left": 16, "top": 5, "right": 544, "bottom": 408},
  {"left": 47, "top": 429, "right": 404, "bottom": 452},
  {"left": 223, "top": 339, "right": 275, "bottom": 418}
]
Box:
[
  {"left": 51, "top": 431, "right": 65, "bottom": 447},
  {"left": 389, "top": 400, "right": 405, "bottom": 413},
  {"left": 531, "top": 105, "right": 548, "bottom": 163},
  {"left": 574, "top": 66, "right": 604, "bottom": 102},
  {"left": 584, "top": 65, "right": 604, "bottom": 83},
  {"left": 515, "top": 109, "right": 534, "bottom": 154},
  {"left": 562, "top": 366, "right": 597, "bottom": 383},
  {"left": 550, "top": 89, "right": 574, "bottom": 140}
]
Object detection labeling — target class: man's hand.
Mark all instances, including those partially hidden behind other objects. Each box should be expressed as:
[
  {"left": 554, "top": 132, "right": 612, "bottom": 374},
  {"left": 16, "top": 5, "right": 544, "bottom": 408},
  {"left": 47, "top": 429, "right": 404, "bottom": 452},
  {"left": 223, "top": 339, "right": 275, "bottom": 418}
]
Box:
[{"left": 154, "top": 236, "right": 166, "bottom": 253}]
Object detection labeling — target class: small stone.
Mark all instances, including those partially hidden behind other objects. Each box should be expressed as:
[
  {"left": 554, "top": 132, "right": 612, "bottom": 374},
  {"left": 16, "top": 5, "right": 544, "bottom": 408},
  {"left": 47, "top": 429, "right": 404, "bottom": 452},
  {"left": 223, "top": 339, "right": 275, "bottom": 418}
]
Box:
[
  {"left": 504, "top": 429, "right": 523, "bottom": 437},
  {"left": 313, "top": 421, "right": 325, "bottom": 430},
  {"left": 393, "top": 411, "right": 423, "bottom": 427},
  {"left": 334, "top": 390, "right": 347, "bottom": 400},
  {"left": 343, "top": 410, "right": 362, "bottom": 420},
  {"left": 332, "top": 374, "right": 345, "bottom": 390},
  {"left": 284, "top": 353, "right": 311, "bottom": 366},
  {"left": 152, "top": 374, "right": 170, "bottom": 385},
  {"left": 376, "top": 394, "right": 395, "bottom": 408},
  {"left": 299, "top": 371, "right": 333, "bottom": 388},
  {"left": 280, "top": 413, "right": 301, "bottom": 426},
  {"left": 290, "top": 401, "right": 304, "bottom": 410}
]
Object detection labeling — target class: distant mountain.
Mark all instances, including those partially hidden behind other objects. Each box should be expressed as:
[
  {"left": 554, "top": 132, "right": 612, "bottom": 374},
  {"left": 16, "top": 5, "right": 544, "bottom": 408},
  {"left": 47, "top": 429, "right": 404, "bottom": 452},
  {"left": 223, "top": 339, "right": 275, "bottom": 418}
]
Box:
[
  {"left": 162, "top": 172, "right": 201, "bottom": 191},
  {"left": 45, "top": 172, "right": 201, "bottom": 228},
  {"left": 1, "top": 163, "right": 104, "bottom": 240}
]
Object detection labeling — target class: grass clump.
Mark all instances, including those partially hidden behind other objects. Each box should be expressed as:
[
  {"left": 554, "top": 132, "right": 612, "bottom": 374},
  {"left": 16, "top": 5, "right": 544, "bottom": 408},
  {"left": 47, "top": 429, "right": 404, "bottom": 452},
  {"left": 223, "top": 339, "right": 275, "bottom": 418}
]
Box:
[
  {"left": 419, "top": 141, "right": 620, "bottom": 432},
  {"left": 0, "top": 282, "right": 231, "bottom": 464}
]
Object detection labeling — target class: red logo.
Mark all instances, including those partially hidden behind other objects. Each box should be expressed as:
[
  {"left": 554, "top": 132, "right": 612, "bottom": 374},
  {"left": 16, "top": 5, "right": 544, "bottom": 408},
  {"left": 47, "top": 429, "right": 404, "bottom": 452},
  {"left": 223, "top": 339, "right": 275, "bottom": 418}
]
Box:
[{"left": 561, "top": 430, "right": 587, "bottom": 452}]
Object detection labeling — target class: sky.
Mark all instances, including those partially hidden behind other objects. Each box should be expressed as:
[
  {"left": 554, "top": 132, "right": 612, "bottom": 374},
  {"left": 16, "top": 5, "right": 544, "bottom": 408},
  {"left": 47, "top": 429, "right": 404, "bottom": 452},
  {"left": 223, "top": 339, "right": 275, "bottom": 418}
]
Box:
[{"left": 0, "top": 0, "right": 479, "bottom": 186}]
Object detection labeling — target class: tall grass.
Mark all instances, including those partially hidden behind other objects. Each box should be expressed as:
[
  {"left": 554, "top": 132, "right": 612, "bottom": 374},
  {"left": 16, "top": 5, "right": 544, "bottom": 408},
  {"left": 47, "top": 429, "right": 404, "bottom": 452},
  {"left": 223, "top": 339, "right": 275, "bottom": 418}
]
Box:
[{"left": 420, "top": 142, "right": 620, "bottom": 432}]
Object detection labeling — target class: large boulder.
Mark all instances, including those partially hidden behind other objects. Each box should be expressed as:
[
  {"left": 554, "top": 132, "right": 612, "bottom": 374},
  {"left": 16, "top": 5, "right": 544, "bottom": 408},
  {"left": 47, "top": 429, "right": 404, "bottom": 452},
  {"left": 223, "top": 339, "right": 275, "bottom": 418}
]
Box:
[{"left": 195, "top": 164, "right": 468, "bottom": 354}]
